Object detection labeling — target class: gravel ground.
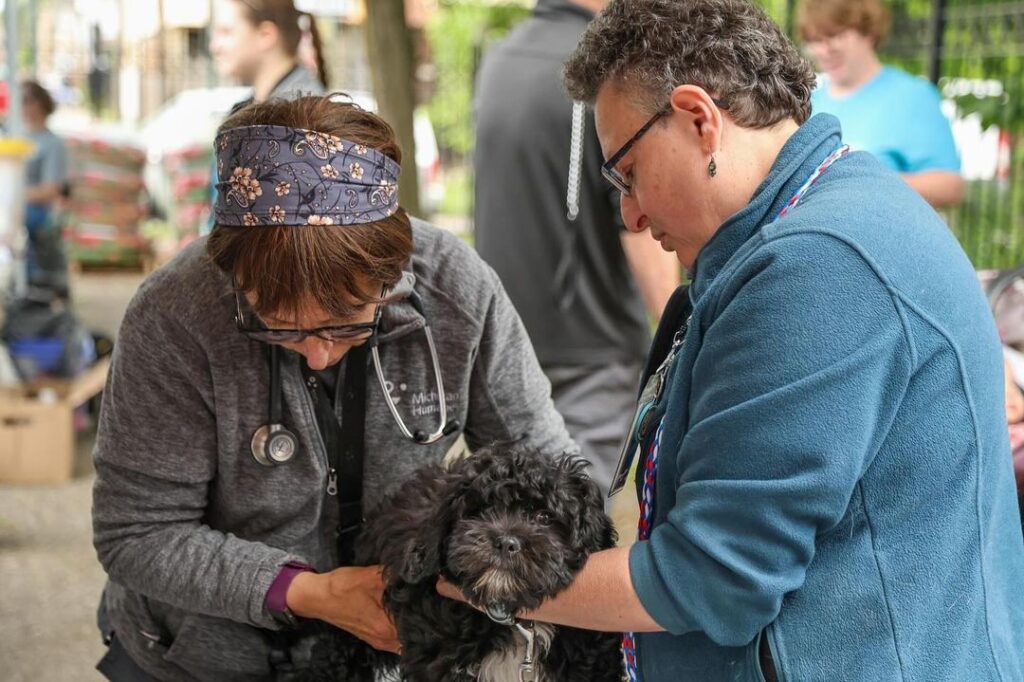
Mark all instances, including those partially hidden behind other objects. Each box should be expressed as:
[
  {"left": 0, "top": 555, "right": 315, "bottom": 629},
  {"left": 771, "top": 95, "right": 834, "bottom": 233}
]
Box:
[
  {"left": 0, "top": 449, "right": 107, "bottom": 681},
  {"left": 0, "top": 271, "right": 144, "bottom": 681}
]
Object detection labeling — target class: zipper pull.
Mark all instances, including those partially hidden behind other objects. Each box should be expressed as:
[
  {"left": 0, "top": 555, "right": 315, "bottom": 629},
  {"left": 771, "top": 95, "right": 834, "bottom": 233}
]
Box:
[{"left": 327, "top": 468, "right": 338, "bottom": 496}]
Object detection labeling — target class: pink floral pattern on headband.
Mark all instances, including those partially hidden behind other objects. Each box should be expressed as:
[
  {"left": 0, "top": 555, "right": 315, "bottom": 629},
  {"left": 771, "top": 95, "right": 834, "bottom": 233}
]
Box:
[
  {"left": 227, "top": 167, "right": 263, "bottom": 208},
  {"left": 302, "top": 131, "right": 344, "bottom": 159}
]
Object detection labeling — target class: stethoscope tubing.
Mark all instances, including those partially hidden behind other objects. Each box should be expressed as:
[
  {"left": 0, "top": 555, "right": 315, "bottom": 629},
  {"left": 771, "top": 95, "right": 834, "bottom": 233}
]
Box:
[
  {"left": 253, "top": 295, "right": 453, "bottom": 466},
  {"left": 370, "top": 320, "right": 448, "bottom": 444}
]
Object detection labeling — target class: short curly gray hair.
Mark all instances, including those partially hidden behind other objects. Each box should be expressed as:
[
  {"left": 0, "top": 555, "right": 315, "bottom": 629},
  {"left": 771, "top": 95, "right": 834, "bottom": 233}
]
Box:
[{"left": 563, "top": 0, "right": 816, "bottom": 128}]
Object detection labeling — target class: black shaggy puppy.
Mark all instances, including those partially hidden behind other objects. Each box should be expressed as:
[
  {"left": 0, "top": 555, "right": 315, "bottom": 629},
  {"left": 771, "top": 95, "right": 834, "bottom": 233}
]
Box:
[{"left": 301, "top": 447, "right": 624, "bottom": 682}]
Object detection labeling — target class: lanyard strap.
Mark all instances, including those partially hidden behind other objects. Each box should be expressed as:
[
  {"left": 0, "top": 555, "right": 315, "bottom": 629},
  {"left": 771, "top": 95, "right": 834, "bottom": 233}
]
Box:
[
  {"left": 622, "top": 421, "right": 665, "bottom": 681},
  {"left": 302, "top": 345, "right": 368, "bottom": 566},
  {"left": 777, "top": 145, "right": 850, "bottom": 220}
]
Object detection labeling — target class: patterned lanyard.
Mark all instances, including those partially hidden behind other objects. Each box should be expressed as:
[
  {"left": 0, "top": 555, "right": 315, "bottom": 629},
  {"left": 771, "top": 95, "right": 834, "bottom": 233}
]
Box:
[
  {"left": 621, "top": 145, "right": 848, "bottom": 682},
  {"left": 622, "top": 422, "right": 665, "bottom": 682},
  {"left": 777, "top": 145, "right": 850, "bottom": 220}
]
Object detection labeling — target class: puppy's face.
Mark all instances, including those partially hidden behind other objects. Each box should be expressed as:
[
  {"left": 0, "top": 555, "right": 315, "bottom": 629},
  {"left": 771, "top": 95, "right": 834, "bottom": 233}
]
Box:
[{"left": 441, "top": 450, "right": 614, "bottom": 617}]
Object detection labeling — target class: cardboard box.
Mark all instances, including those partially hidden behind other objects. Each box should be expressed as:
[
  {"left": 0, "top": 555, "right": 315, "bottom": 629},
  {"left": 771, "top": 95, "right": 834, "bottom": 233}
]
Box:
[{"left": 0, "top": 358, "right": 110, "bottom": 484}]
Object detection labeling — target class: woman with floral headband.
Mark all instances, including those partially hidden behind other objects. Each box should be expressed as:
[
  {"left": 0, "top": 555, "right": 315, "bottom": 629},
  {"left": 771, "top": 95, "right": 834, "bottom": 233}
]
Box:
[{"left": 90, "top": 95, "right": 575, "bottom": 681}]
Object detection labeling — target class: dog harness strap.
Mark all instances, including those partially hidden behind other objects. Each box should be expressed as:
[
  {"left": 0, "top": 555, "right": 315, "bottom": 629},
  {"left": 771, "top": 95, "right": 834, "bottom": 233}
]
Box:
[
  {"left": 514, "top": 620, "right": 537, "bottom": 682},
  {"left": 486, "top": 610, "right": 539, "bottom": 681}
]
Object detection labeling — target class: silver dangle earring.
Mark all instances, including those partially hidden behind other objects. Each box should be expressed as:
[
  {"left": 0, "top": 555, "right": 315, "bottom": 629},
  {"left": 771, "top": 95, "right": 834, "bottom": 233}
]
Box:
[{"left": 708, "top": 155, "right": 718, "bottom": 178}]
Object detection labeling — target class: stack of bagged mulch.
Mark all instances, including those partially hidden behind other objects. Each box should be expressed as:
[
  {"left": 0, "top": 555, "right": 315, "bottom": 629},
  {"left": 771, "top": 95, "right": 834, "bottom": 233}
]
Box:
[
  {"left": 165, "top": 144, "right": 214, "bottom": 245},
  {"left": 65, "top": 136, "right": 151, "bottom": 269}
]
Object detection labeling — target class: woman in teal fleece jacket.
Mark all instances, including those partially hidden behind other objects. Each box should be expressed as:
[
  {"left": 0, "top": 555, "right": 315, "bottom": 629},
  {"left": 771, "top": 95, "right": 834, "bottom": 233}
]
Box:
[{"left": 439, "top": 1, "right": 1024, "bottom": 680}]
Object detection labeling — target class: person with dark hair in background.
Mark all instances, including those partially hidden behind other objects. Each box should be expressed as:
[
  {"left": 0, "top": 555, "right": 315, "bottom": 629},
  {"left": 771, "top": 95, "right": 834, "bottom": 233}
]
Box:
[
  {"left": 297, "top": 12, "right": 329, "bottom": 90},
  {"left": 21, "top": 80, "right": 69, "bottom": 289},
  {"left": 798, "top": 0, "right": 965, "bottom": 208},
  {"left": 210, "top": 0, "right": 327, "bottom": 107},
  {"left": 473, "top": 0, "right": 679, "bottom": 500},
  {"left": 439, "top": 1, "right": 1024, "bottom": 680},
  {"left": 91, "top": 95, "right": 575, "bottom": 681}
]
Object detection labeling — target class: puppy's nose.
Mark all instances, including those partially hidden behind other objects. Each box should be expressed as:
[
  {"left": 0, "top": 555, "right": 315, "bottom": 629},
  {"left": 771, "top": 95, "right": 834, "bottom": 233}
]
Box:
[{"left": 494, "top": 535, "right": 521, "bottom": 556}]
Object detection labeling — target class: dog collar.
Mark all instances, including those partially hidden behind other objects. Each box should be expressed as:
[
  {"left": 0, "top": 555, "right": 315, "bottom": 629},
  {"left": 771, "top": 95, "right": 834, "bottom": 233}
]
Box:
[{"left": 484, "top": 603, "right": 517, "bottom": 625}]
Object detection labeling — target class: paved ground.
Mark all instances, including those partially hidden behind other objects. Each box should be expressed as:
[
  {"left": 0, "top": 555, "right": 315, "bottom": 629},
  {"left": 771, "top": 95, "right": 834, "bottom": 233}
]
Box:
[{"left": 0, "top": 271, "right": 144, "bottom": 682}]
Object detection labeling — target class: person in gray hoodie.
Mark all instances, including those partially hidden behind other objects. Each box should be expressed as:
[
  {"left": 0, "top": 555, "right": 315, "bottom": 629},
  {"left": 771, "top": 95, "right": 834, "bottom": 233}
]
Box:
[
  {"left": 473, "top": 0, "right": 680, "bottom": 499},
  {"left": 92, "top": 95, "right": 575, "bottom": 681}
]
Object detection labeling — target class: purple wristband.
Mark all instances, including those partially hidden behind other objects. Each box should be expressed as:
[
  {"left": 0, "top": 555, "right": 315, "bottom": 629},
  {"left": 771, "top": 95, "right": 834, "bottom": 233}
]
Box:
[{"left": 266, "top": 562, "right": 314, "bottom": 615}]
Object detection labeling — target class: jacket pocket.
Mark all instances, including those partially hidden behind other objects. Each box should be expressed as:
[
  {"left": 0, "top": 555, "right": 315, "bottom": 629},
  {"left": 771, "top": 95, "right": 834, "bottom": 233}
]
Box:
[
  {"left": 163, "top": 612, "right": 274, "bottom": 681},
  {"left": 753, "top": 627, "right": 781, "bottom": 682},
  {"left": 105, "top": 585, "right": 173, "bottom": 662}
]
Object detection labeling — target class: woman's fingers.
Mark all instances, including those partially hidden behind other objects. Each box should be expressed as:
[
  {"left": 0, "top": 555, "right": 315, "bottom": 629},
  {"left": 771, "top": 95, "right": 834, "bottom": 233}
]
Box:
[{"left": 435, "top": 578, "right": 468, "bottom": 603}]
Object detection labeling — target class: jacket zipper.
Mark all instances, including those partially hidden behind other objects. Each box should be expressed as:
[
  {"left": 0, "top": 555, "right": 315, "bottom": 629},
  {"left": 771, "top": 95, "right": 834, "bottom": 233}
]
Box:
[{"left": 297, "top": 368, "right": 335, "bottom": 497}]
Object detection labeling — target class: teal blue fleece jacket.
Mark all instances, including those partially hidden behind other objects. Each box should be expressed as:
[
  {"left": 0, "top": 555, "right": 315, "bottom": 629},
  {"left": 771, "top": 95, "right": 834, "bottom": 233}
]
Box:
[{"left": 628, "top": 114, "right": 1024, "bottom": 682}]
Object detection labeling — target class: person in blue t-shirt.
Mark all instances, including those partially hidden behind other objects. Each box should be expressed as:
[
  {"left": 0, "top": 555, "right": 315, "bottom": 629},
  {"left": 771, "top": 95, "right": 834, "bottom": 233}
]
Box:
[{"left": 798, "top": 0, "right": 965, "bottom": 208}]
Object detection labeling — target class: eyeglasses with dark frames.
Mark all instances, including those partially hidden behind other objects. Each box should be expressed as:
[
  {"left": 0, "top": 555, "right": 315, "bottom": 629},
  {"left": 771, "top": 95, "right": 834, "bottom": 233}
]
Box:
[
  {"left": 234, "top": 273, "right": 415, "bottom": 344},
  {"left": 602, "top": 97, "right": 730, "bottom": 196}
]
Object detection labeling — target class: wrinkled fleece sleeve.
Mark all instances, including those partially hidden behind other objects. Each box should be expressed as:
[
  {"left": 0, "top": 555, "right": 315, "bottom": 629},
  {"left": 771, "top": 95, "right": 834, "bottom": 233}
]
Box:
[
  {"left": 463, "top": 265, "right": 576, "bottom": 458},
  {"left": 92, "top": 290, "right": 300, "bottom": 629},
  {"left": 629, "top": 232, "right": 914, "bottom": 646}
]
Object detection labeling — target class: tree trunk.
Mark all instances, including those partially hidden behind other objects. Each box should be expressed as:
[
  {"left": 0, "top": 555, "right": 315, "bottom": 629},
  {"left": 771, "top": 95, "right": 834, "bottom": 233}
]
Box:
[{"left": 364, "top": 0, "right": 422, "bottom": 217}]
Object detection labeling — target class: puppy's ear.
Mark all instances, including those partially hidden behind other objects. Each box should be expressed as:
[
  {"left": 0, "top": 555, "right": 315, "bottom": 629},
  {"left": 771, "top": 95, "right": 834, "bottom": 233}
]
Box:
[
  {"left": 398, "top": 538, "right": 438, "bottom": 583},
  {"left": 564, "top": 457, "right": 618, "bottom": 551},
  {"left": 396, "top": 475, "right": 472, "bottom": 582},
  {"left": 372, "top": 465, "right": 455, "bottom": 584}
]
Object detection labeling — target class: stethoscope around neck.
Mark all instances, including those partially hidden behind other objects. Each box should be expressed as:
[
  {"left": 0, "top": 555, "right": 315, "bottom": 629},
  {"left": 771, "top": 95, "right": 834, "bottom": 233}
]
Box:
[{"left": 251, "top": 289, "right": 460, "bottom": 466}]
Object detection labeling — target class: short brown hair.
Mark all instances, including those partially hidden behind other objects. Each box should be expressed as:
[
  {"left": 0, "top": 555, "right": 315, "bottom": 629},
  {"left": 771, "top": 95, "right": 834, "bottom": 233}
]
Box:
[
  {"left": 21, "top": 80, "right": 56, "bottom": 118},
  {"left": 206, "top": 95, "right": 414, "bottom": 321},
  {"left": 563, "top": 0, "right": 815, "bottom": 128},
  {"left": 797, "top": 0, "right": 892, "bottom": 47}
]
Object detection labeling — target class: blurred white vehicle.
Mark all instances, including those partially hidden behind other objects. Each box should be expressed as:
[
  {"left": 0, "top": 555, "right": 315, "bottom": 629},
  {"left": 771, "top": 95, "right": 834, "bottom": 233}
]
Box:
[{"left": 141, "top": 87, "right": 443, "bottom": 218}]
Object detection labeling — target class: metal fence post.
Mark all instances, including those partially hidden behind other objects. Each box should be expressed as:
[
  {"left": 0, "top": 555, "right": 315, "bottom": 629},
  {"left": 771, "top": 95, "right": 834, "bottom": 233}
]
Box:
[{"left": 927, "top": 0, "right": 947, "bottom": 85}]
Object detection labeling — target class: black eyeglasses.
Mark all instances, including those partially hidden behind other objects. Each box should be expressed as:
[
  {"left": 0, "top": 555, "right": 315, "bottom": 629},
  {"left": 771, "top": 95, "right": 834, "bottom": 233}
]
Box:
[
  {"left": 234, "top": 272, "right": 415, "bottom": 344},
  {"left": 602, "top": 98, "right": 730, "bottom": 196}
]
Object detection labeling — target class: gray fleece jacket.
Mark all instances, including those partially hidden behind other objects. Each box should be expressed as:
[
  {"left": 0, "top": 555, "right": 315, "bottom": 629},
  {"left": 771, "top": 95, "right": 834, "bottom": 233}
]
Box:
[{"left": 91, "top": 219, "right": 574, "bottom": 681}]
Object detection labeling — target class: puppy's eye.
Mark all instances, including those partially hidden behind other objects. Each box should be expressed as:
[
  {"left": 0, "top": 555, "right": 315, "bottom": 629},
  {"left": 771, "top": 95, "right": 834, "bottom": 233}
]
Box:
[{"left": 535, "top": 510, "right": 554, "bottom": 526}]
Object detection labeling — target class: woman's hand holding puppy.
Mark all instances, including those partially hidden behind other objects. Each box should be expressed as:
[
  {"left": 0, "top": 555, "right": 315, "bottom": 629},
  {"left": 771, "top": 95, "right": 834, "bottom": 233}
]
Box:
[{"left": 287, "top": 565, "right": 401, "bottom": 653}]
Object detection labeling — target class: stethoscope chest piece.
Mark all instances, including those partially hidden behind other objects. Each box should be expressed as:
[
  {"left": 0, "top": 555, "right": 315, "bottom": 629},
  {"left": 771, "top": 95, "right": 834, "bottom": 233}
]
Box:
[{"left": 251, "top": 423, "right": 299, "bottom": 466}]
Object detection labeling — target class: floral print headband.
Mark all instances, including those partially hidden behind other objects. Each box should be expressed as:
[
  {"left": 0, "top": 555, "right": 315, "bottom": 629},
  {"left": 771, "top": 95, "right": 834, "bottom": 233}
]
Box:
[{"left": 213, "top": 124, "right": 402, "bottom": 227}]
